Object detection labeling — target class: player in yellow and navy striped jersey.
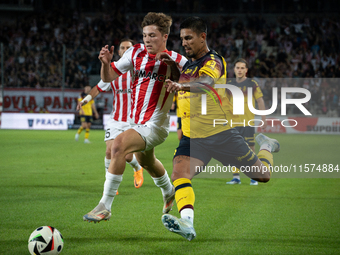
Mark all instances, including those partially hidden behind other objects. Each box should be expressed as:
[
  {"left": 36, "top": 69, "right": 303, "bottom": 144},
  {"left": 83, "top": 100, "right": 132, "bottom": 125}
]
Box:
[
  {"left": 226, "top": 58, "right": 267, "bottom": 186},
  {"left": 75, "top": 86, "right": 99, "bottom": 143},
  {"left": 161, "top": 16, "right": 280, "bottom": 241}
]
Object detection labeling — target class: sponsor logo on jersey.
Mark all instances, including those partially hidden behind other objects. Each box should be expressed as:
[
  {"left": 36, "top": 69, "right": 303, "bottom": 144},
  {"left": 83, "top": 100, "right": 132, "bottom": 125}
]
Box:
[
  {"left": 134, "top": 70, "right": 169, "bottom": 82},
  {"left": 116, "top": 88, "right": 132, "bottom": 94}
]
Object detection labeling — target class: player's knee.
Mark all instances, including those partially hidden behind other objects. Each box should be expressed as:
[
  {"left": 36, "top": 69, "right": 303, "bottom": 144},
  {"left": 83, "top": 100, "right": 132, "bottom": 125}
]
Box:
[
  {"left": 255, "top": 176, "right": 270, "bottom": 183},
  {"left": 170, "top": 171, "right": 178, "bottom": 182},
  {"left": 261, "top": 177, "right": 270, "bottom": 183},
  {"left": 171, "top": 168, "right": 184, "bottom": 182},
  {"left": 110, "top": 140, "right": 126, "bottom": 158},
  {"left": 125, "top": 153, "right": 133, "bottom": 162}
]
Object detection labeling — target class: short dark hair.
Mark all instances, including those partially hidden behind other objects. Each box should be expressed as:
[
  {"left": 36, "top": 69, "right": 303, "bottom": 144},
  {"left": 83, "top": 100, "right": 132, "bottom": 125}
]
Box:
[
  {"left": 141, "top": 12, "right": 172, "bottom": 35},
  {"left": 234, "top": 58, "right": 248, "bottom": 68},
  {"left": 180, "top": 17, "right": 207, "bottom": 35},
  {"left": 119, "top": 38, "right": 135, "bottom": 46}
]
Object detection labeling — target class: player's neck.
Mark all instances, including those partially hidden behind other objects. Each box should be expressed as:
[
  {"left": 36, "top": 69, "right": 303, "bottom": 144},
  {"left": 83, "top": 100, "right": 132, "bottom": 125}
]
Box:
[
  {"left": 192, "top": 46, "right": 209, "bottom": 61},
  {"left": 157, "top": 45, "right": 167, "bottom": 54},
  {"left": 236, "top": 77, "right": 247, "bottom": 83}
]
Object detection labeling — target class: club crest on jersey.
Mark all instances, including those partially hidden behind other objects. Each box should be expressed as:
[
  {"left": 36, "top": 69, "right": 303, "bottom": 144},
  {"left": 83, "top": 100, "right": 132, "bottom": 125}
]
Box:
[
  {"left": 134, "top": 70, "right": 169, "bottom": 82},
  {"left": 206, "top": 60, "right": 216, "bottom": 70},
  {"left": 182, "top": 66, "right": 198, "bottom": 75}
]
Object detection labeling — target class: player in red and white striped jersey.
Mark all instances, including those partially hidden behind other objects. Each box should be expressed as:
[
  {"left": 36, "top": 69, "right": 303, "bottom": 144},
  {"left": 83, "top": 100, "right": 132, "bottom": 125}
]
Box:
[
  {"left": 99, "top": 71, "right": 132, "bottom": 123},
  {"left": 78, "top": 39, "right": 144, "bottom": 189},
  {"left": 82, "top": 12, "right": 187, "bottom": 223},
  {"left": 111, "top": 43, "right": 186, "bottom": 126}
]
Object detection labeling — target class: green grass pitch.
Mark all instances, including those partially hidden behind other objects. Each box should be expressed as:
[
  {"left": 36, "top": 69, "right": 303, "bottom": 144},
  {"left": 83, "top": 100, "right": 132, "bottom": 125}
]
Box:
[{"left": 0, "top": 130, "right": 339, "bottom": 255}]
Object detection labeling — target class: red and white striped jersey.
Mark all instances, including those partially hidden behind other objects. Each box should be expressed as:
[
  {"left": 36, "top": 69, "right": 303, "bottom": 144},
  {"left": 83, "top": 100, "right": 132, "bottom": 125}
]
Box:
[
  {"left": 111, "top": 43, "right": 187, "bottom": 125},
  {"left": 96, "top": 71, "right": 132, "bottom": 122}
]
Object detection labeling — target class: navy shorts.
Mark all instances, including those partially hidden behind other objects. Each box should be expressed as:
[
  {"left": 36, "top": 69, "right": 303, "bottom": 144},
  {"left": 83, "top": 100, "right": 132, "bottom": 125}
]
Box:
[
  {"left": 235, "top": 126, "right": 255, "bottom": 147},
  {"left": 80, "top": 115, "right": 93, "bottom": 123},
  {"left": 174, "top": 128, "right": 258, "bottom": 167}
]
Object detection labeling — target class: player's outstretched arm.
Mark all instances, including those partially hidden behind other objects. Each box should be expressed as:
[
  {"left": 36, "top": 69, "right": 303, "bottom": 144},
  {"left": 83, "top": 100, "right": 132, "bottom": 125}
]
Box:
[
  {"left": 98, "top": 45, "right": 119, "bottom": 82},
  {"left": 76, "top": 86, "right": 101, "bottom": 111},
  {"left": 165, "top": 74, "right": 215, "bottom": 93},
  {"left": 76, "top": 101, "right": 85, "bottom": 111}
]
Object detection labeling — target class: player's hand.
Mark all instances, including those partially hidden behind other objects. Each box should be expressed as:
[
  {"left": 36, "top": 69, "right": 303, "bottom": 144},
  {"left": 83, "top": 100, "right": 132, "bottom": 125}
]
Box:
[
  {"left": 156, "top": 52, "right": 175, "bottom": 66},
  {"left": 95, "top": 112, "right": 99, "bottom": 119},
  {"left": 98, "top": 45, "right": 114, "bottom": 65},
  {"left": 165, "top": 79, "right": 183, "bottom": 93},
  {"left": 76, "top": 101, "right": 87, "bottom": 111}
]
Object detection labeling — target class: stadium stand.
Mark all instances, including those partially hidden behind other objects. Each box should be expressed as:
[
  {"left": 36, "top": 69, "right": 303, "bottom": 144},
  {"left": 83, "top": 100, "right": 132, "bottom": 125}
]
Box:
[{"left": 0, "top": 1, "right": 339, "bottom": 116}]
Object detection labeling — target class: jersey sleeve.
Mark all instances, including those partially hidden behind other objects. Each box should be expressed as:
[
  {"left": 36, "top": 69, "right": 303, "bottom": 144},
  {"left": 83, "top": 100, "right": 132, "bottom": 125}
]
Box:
[
  {"left": 252, "top": 79, "right": 263, "bottom": 99},
  {"left": 198, "top": 57, "right": 223, "bottom": 80},
  {"left": 169, "top": 51, "right": 188, "bottom": 70},
  {"left": 179, "top": 56, "right": 188, "bottom": 68},
  {"left": 111, "top": 46, "right": 134, "bottom": 76},
  {"left": 96, "top": 79, "right": 111, "bottom": 92},
  {"left": 177, "top": 55, "right": 188, "bottom": 69}
]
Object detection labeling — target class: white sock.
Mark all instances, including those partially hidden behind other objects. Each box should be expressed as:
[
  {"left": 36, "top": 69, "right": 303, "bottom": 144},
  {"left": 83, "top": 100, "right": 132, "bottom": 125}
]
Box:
[
  {"left": 127, "top": 154, "right": 142, "bottom": 172},
  {"left": 104, "top": 157, "right": 111, "bottom": 173},
  {"left": 181, "top": 208, "right": 194, "bottom": 224},
  {"left": 99, "top": 172, "right": 122, "bottom": 211},
  {"left": 152, "top": 170, "right": 173, "bottom": 196},
  {"left": 260, "top": 143, "right": 272, "bottom": 152}
]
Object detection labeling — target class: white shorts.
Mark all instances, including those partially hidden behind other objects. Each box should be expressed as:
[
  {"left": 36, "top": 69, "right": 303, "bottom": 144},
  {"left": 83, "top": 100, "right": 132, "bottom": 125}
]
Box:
[
  {"left": 131, "top": 118, "right": 170, "bottom": 151},
  {"left": 104, "top": 119, "right": 130, "bottom": 142}
]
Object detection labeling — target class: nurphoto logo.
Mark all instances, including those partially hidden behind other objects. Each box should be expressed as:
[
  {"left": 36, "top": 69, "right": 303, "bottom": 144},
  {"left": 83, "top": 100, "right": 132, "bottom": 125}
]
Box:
[{"left": 200, "top": 84, "right": 311, "bottom": 128}]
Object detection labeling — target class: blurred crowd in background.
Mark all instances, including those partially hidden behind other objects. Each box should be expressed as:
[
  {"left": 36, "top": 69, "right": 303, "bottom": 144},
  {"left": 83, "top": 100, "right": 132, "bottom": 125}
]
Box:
[{"left": 0, "top": 2, "right": 339, "bottom": 115}]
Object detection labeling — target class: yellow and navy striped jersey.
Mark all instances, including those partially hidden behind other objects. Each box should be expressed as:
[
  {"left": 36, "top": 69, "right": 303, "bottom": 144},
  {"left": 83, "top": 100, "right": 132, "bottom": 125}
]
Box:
[
  {"left": 226, "top": 78, "right": 263, "bottom": 124},
  {"left": 177, "top": 50, "right": 237, "bottom": 138}
]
